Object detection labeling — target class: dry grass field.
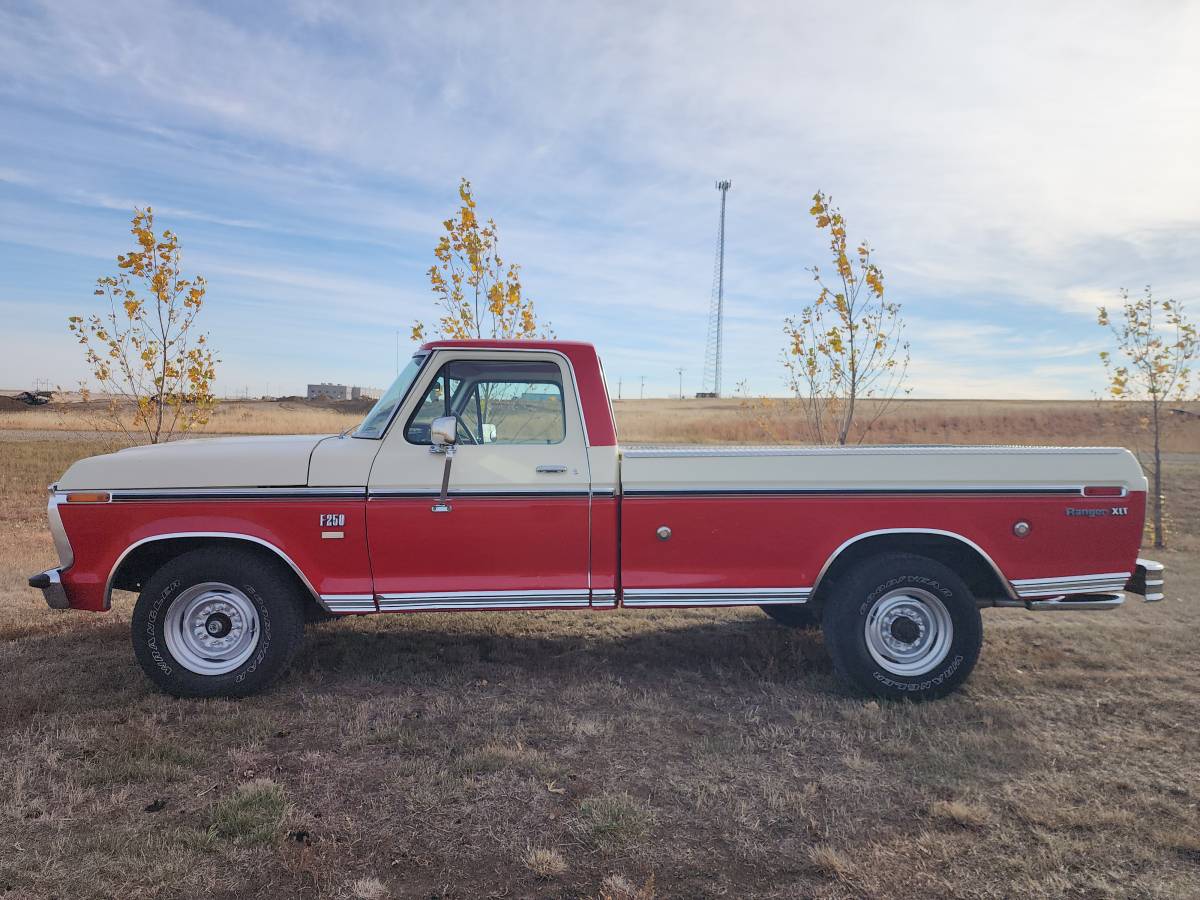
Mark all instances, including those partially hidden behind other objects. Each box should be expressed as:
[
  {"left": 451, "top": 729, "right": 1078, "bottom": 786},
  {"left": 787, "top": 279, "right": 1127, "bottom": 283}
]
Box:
[
  {"left": 1, "top": 405, "right": 1198, "bottom": 899},
  {"left": 3, "top": 395, "right": 1199, "bottom": 452}
]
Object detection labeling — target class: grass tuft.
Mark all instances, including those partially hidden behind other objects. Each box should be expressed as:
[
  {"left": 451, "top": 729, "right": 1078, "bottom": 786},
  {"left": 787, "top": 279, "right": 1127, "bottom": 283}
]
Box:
[
  {"left": 523, "top": 844, "right": 568, "bottom": 879},
  {"left": 208, "top": 779, "right": 287, "bottom": 846},
  {"left": 348, "top": 877, "right": 389, "bottom": 899},
  {"left": 929, "top": 799, "right": 992, "bottom": 828},
  {"left": 574, "top": 792, "right": 656, "bottom": 851},
  {"left": 807, "top": 845, "right": 855, "bottom": 880},
  {"left": 600, "top": 873, "right": 656, "bottom": 900}
]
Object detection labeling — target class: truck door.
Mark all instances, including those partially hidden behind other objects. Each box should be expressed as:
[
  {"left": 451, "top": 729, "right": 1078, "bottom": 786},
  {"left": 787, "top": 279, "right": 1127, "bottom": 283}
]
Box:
[{"left": 366, "top": 351, "right": 593, "bottom": 610}]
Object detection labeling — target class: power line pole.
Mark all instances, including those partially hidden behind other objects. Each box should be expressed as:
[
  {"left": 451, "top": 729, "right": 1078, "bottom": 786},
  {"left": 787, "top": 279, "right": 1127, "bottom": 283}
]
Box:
[
  {"left": 617, "top": 377, "right": 622, "bottom": 400},
  {"left": 702, "top": 180, "right": 732, "bottom": 397},
  {"left": 640, "top": 375, "right": 646, "bottom": 400},
  {"left": 677, "top": 367, "right": 684, "bottom": 399}
]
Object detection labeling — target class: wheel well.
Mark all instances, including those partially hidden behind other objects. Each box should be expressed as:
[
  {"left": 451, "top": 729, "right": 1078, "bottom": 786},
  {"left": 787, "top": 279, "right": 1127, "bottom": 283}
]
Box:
[
  {"left": 109, "top": 536, "right": 322, "bottom": 614},
  {"left": 811, "top": 532, "right": 1012, "bottom": 608}
]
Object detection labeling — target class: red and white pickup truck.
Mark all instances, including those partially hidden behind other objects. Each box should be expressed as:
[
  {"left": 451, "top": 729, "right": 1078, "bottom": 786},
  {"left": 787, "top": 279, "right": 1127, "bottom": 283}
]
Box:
[{"left": 31, "top": 339, "right": 1164, "bottom": 700}]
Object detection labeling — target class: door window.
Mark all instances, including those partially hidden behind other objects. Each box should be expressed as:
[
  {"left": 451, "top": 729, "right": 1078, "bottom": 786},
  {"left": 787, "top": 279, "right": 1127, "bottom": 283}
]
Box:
[{"left": 405, "top": 360, "right": 566, "bottom": 445}]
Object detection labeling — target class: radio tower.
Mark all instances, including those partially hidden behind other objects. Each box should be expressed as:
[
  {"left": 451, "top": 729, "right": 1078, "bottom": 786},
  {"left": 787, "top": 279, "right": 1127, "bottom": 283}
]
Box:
[{"left": 701, "top": 180, "right": 732, "bottom": 397}]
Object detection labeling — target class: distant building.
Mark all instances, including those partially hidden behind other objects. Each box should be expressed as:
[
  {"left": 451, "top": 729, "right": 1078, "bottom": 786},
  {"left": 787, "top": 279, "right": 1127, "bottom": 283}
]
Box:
[
  {"left": 307, "top": 383, "right": 382, "bottom": 401},
  {"left": 307, "top": 383, "right": 351, "bottom": 400}
]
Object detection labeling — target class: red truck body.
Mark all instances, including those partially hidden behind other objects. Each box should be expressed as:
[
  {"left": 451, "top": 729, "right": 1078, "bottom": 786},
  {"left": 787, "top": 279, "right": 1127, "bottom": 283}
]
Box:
[{"left": 32, "top": 339, "right": 1163, "bottom": 699}]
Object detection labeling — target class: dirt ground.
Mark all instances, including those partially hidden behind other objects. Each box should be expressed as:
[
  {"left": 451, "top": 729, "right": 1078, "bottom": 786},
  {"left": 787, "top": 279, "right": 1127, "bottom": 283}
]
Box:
[{"left": 0, "top": 427, "right": 1197, "bottom": 899}]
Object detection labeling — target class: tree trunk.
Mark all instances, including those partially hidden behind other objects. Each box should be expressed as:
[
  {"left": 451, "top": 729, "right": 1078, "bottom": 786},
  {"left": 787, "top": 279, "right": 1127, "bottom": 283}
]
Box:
[{"left": 1152, "top": 397, "right": 1164, "bottom": 548}]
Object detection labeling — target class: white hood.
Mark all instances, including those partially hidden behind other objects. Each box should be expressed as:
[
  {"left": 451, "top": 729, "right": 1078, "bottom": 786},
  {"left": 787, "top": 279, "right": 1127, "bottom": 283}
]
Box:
[{"left": 57, "top": 434, "right": 335, "bottom": 490}]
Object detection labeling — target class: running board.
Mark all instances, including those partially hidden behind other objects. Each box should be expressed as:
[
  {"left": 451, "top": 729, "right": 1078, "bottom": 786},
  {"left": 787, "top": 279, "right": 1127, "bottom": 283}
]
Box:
[{"left": 1024, "top": 593, "right": 1125, "bottom": 611}]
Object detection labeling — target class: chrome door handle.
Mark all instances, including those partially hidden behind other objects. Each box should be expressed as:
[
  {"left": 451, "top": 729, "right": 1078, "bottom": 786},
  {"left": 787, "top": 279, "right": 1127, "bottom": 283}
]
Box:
[{"left": 536, "top": 465, "right": 568, "bottom": 474}]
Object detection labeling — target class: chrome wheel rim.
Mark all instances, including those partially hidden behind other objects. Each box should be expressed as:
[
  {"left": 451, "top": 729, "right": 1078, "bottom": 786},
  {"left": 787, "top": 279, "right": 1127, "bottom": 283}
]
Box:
[
  {"left": 163, "top": 582, "right": 260, "bottom": 676},
  {"left": 864, "top": 588, "right": 954, "bottom": 677}
]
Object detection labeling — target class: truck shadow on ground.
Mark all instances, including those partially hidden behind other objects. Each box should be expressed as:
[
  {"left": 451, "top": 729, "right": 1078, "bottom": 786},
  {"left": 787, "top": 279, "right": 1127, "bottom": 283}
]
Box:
[{"left": 296, "top": 612, "right": 837, "bottom": 687}]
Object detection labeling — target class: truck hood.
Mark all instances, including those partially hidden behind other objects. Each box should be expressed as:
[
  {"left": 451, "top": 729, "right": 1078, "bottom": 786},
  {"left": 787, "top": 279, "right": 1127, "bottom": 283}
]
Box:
[{"left": 57, "top": 434, "right": 336, "bottom": 490}]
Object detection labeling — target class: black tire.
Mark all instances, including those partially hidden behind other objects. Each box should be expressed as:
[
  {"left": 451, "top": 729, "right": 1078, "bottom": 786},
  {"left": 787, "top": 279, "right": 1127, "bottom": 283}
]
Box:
[
  {"left": 759, "top": 604, "right": 820, "bottom": 629},
  {"left": 821, "top": 553, "right": 982, "bottom": 701},
  {"left": 131, "top": 547, "right": 306, "bottom": 699}
]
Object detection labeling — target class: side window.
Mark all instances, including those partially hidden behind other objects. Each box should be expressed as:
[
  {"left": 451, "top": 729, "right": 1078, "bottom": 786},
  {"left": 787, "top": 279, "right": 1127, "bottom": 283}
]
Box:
[
  {"left": 405, "top": 359, "right": 566, "bottom": 445},
  {"left": 404, "top": 372, "right": 463, "bottom": 443}
]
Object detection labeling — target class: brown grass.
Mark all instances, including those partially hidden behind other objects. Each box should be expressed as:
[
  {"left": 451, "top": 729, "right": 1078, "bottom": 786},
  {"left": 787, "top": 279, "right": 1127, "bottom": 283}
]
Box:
[
  {"left": 1, "top": 412, "right": 1198, "bottom": 898},
  {"left": 5, "top": 395, "right": 1200, "bottom": 453},
  {"left": 615, "top": 396, "right": 1200, "bottom": 452},
  {"left": 0, "top": 397, "right": 365, "bottom": 436}
]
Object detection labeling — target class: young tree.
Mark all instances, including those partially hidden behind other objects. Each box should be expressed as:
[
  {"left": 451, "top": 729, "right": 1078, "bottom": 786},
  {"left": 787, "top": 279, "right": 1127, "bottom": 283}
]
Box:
[
  {"left": 68, "top": 208, "right": 217, "bottom": 444},
  {"left": 782, "top": 192, "right": 909, "bottom": 445},
  {"left": 1098, "top": 286, "right": 1197, "bottom": 548},
  {"left": 411, "top": 178, "right": 550, "bottom": 342}
]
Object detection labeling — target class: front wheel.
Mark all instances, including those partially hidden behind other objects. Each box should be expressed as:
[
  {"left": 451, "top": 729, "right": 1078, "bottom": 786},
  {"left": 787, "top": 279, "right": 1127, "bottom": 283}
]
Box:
[
  {"left": 821, "top": 553, "right": 982, "bottom": 701},
  {"left": 131, "top": 547, "right": 306, "bottom": 698}
]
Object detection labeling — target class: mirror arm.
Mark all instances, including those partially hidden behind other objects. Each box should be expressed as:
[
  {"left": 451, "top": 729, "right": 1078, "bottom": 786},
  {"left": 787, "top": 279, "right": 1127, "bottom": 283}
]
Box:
[{"left": 432, "top": 444, "right": 455, "bottom": 513}]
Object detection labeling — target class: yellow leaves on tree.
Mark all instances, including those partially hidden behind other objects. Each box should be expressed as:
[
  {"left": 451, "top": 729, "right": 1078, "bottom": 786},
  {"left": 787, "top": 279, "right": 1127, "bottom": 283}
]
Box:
[
  {"left": 68, "top": 207, "right": 219, "bottom": 445},
  {"left": 1098, "top": 286, "right": 1197, "bottom": 548},
  {"left": 782, "top": 192, "right": 909, "bottom": 445},
  {"left": 412, "top": 178, "right": 551, "bottom": 342}
]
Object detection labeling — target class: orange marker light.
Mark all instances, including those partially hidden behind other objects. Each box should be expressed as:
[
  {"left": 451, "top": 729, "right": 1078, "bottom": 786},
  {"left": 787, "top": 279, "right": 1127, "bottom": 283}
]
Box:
[{"left": 65, "top": 491, "right": 111, "bottom": 503}]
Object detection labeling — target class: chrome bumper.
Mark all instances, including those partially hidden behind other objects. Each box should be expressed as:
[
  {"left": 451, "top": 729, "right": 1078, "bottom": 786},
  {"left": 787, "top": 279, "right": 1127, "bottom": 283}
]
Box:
[
  {"left": 1124, "top": 558, "right": 1165, "bottom": 602},
  {"left": 28, "top": 568, "right": 71, "bottom": 610}
]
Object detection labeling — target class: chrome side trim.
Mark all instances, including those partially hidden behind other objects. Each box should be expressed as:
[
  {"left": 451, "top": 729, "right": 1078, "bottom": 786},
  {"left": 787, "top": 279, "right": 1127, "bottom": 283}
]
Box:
[
  {"left": 622, "top": 485, "right": 1087, "bottom": 497},
  {"left": 623, "top": 445, "right": 1130, "bottom": 458},
  {"left": 591, "top": 589, "right": 617, "bottom": 608},
  {"left": 376, "top": 589, "right": 590, "bottom": 612},
  {"left": 321, "top": 594, "right": 378, "bottom": 614},
  {"left": 1025, "top": 593, "right": 1125, "bottom": 611},
  {"left": 104, "top": 532, "right": 323, "bottom": 611},
  {"left": 1011, "top": 572, "right": 1131, "bottom": 598},
  {"left": 368, "top": 489, "right": 591, "bottom": 499},
  {"left": 622, "top": 587, "right": 811, "bottom": 608},
  {"left": 103, "top": 487, "right": 365, "bottom": 501},
  {"left": 811, "top": 528, "right": 1018, "bottom": 600},
  {"left": 47, "top": 488, "right": 74, "bottom": 569}
]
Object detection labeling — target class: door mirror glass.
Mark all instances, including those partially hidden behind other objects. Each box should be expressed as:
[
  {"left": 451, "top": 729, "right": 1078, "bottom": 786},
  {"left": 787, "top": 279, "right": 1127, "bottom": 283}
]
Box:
[{"left": 430, "top": 415, "right": 458, "bottom": 448}]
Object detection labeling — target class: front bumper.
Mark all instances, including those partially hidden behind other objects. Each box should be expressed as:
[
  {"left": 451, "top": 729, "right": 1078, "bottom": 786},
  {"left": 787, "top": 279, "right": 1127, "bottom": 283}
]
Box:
[
  {"left": 1125, "top": 558, "right": 1165, "bottom": 602},
  {"left": 29, "top": 568, "right": 70, "bottom": 610}
]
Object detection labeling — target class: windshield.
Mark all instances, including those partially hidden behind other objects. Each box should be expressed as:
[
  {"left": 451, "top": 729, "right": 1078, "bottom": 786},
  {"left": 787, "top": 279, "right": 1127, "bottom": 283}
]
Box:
[{"left": 352, "top": 353, "right": 428, "bottom": 438}]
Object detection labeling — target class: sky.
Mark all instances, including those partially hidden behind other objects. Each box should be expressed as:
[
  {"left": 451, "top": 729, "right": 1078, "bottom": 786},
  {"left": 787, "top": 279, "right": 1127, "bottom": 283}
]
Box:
[{"left": 1, "top": 0, "right": 1198, "bottom": 400}]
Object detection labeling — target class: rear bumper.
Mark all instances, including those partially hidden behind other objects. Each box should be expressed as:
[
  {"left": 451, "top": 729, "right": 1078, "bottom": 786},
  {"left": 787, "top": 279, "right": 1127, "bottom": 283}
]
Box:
[
  {"left": 996, "top": 558, "right": 1165, "bottom": 611},
  {"left": 28, "top": 568, "right": 71, "bottom": 610},
  {"left": 1125, "top": 558, "right": 1165, "bottom": 602}
]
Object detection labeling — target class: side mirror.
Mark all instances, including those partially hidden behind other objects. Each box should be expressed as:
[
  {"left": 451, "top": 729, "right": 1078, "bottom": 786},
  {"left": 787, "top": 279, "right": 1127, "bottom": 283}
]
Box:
[{"left": 430, "top": 415, "right": 458, "bottom": 450}]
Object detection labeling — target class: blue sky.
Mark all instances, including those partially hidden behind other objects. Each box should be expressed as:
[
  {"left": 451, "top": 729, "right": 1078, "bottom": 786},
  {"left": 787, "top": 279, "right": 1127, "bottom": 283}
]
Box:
[{"left": 1, "top": 0, "right": 1197, "bottom": 399}]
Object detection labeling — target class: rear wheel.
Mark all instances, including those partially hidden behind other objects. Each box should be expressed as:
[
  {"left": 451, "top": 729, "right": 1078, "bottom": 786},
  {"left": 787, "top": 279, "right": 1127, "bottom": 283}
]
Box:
[
  {"left": 131, "top": 547, "right": 306, "bottom": 698},
  {"left": 821, "top": 553, "right": 982, "bottom": 701},
  {"left": 759, "top": 604, "right": 819, "bottom": 629}
]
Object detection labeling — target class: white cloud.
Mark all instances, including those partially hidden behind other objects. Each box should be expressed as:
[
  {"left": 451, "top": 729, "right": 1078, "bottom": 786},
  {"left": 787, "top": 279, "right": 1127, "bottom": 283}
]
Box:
[{"left": 1, "top": 0, "right": 1197, "bottom": 397}]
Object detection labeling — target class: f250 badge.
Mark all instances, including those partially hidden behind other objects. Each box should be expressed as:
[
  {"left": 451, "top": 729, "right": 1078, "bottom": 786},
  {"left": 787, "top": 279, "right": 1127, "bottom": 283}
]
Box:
[
  {"left": 319, "top": 513, "right": 346, "bottom": 527},
  {"left": 1066, "top": 507, "right": 1127, "bottom": 518}
]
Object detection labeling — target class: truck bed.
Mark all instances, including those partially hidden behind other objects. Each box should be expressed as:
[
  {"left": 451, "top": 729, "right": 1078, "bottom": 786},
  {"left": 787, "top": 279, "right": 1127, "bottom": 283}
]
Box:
[{"left": 619, "top": 444, "right": 1146, "bottom": 494}]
